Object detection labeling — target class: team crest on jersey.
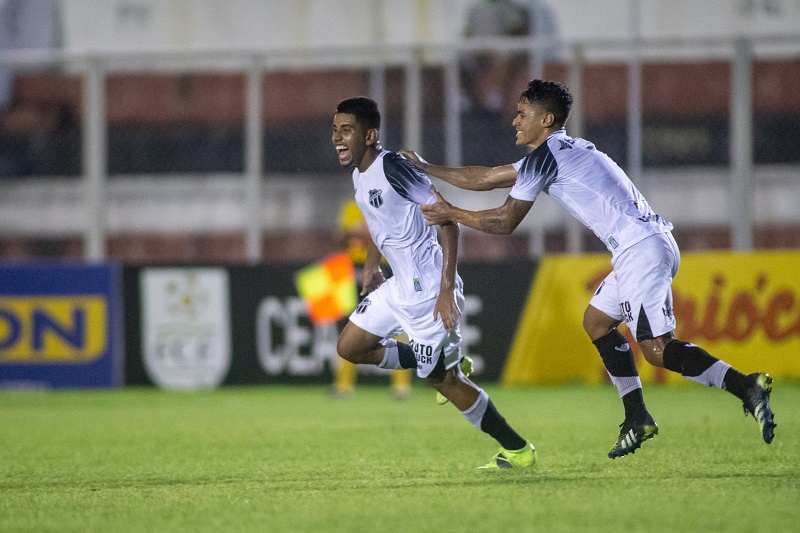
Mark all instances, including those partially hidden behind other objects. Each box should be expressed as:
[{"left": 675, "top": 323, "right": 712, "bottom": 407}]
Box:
[
  {"left": 356, "top": 298, "right": 371, "bottom": 314},
  {"left": 368, "top": 189, "right": 384, "bottom": 208}
]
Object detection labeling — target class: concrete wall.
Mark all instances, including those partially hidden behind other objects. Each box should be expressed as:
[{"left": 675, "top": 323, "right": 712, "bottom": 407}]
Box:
[{"left": 60, "top": 0, "right": 800, "bottom": 54}]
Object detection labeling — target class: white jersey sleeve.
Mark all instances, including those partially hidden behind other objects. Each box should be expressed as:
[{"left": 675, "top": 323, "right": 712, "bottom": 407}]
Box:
[
  {"left": 352, "top": 151, "right": 451, "bottom": 304},
  {"left": 509, "top": 149, "right": 557, "bottom": 203},
  {"left": 512, "top": 130, "right": 673, "bottom": 257},
  {"left": 382, "top": 152, "right": 436, "bottom": 205}
]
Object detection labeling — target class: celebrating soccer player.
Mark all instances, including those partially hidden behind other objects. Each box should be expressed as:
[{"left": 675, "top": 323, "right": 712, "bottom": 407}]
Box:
[
  {"left": 332, "top": 96, "right": 536, "bottom": 469},
  {"left": 401, "top": 79, "right": 776, "bottom": 458}
]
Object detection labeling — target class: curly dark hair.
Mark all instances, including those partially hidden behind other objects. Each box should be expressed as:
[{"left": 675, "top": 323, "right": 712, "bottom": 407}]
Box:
[
  {"left": 336, "top": 96, "right": 381, "bottom": 130},
  {"left": 519, "top": 79, "right": 573, "bottom": 127}
]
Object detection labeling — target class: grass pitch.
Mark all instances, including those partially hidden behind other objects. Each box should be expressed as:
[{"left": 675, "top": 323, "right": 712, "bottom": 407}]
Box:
[{"left": 1, "top": 383, "right": 797, "bottom": 532}]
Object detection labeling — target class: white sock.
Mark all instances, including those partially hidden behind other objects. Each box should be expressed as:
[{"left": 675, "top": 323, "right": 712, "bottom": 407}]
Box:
[
  {"left": 685, "top": 360, "right": 730, "bottom": 388},
  {"left": 377, "top": 338, "right": 401, "bottom": 369},
  {"left": 461, "top": 389, "right": 489, "bottom": 430},
  {"left": 607, "top": 373, "right": 643, "bottom": 398}
]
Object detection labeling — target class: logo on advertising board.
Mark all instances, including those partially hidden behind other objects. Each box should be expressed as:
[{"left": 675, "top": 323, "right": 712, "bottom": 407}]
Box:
[
  {"left": 0, "top": 264, "right": 120, "bottom": 389},
  {"left": 505, "top": 252, "right": 800, "bottom": 386},
  {"left": 0, "top": 296, "right": 107, "bottom": 363},
  {"left": 141, "top": 268, "right": 231, "bottom": 389},
  {"left": 255, "top": 294, "right": 485, "bottom": 377}
]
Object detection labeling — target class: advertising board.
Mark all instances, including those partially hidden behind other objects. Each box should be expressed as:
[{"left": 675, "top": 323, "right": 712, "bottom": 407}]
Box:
[{"left": 0, "top": 264, "right": 121, "bottom": 388}]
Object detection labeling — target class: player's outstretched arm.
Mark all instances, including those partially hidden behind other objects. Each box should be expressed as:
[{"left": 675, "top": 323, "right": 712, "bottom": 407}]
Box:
[
  {"left": 399, "top": 150, "right": 517, "bottom": 191},
  {"left": 422, "top": 190, "right": 533, "bottom": 235},
  {"left": 434, "top": 221, "right": 460, "bottom": 331},
  {"left": 361, "top": 239, "right": 386, "bottom": 296}
]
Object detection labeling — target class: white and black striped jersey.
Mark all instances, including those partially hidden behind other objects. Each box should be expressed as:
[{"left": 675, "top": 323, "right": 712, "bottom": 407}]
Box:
[
  {"left": 510, "top": 130, "right": 673, "bottom": 257},
  {"left": 352, "top": 150, "right": 455, "bottom": 304}
]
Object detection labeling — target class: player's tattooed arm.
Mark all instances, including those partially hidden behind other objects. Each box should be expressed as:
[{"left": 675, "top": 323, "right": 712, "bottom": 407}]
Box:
[
  {"left": 476, "top": 197, "right": 534, "bottom": 235},
  {"left": 422, "top": 192, "right": 533, "bottom": 235}
]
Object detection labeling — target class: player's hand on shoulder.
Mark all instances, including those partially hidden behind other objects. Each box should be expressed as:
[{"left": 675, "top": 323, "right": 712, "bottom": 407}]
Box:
[{"left": 398, "top": 149, "right": 428, "bottom": 169}]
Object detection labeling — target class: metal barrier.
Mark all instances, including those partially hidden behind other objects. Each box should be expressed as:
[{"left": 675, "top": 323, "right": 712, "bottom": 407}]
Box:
[{"left": 1, "top": 33, "right": 799, "bottom": 261}]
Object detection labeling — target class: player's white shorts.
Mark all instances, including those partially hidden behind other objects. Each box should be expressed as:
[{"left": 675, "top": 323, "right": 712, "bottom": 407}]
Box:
[
  {"left": 589, "top": 232, "right": 680, "bottom": 341},
  {"left": 347, "top": 276, "right": 464, "bottom": 379}
]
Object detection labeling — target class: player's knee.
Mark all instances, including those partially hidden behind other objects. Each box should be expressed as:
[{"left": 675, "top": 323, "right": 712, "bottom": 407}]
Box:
[
  {"left": 336, "top": 336, "right": 360, "bottom": 363},
  {"left": 638, "top": 334, "right": 671, "bottom": 367},
  {"left": 638, "top": 342, "right": 661, "bottom": 366},
  {"left": 583, "top": 306, "right": 619, "bottom": 340},
  {"left": 582, "top": 313, "right": 604, "bottom": 339}
]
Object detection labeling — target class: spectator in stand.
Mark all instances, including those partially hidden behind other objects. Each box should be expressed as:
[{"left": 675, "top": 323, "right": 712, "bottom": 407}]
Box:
[{"left": 461, "top": 0, "right": 559, "bottom": 113}]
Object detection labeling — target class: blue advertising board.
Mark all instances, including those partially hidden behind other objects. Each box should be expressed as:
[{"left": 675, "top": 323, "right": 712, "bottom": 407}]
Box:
[{"left": 0, "top": 263, "right": 122, "bottom": 388}]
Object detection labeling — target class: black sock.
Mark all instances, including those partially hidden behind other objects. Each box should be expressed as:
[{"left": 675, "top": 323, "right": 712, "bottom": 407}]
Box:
[
  {"left": 480, "top": 400, "right": 526, "bottom": 451},
  {"left": 592, "top": 330, "right": 638, "bottom": 377},
  {"left": 593, "top": 330, "right": 645, "bottom": 419},
  {"left": 662, "top": 340, "right": 718, "bottom": 377},
  {"left": 622, "top": 388, "right": 646, "bottom": 421},
  {"left": 397, "top": 342, "right": 417, "bottom": 369},
  {"left": 722, "top": 368, "right": 750, "bottom": 400}
]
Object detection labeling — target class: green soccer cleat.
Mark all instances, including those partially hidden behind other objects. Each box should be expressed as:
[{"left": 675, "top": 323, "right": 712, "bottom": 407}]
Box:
[
  {"left": 608, "top": 409, "right": 659, "bottom": 459},
  {"left": 479, "top": 441, "right": 537, "bottom": 470},
  {"left": 742, "top": 372, "right": 776, "bottom": 444},
  {"left": 436, "top": 355, "right": 474, "bottom": 405}
]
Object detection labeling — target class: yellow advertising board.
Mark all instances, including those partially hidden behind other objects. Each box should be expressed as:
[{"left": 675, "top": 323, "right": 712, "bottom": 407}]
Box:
[{"left": 504, "top": 251, "right": 800, "bottom": 385}]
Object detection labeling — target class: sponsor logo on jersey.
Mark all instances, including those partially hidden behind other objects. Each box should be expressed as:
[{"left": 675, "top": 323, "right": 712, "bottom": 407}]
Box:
[
  {"left": 607, "top": 235, "right": 619, "bottom": 249},
  {"left": 620, "top": 301, "right": 634, "bottom": 322},
  {"left": 368, "top": 189, "right": 383, "bottom": 208},
  {"left": 410, "top": 340, "right": 434, "bottom": 365},
  {"left": 413, "top": 277, "right": 422, "bottom": 292}
]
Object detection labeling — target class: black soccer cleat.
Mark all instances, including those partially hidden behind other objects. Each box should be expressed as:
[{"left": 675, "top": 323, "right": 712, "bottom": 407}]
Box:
[
  {"left": 608, "top": 409, "right": 659, "bottom": 459},
  {"left": 742, "top": 372, "right": 776, "bottom": 444}
]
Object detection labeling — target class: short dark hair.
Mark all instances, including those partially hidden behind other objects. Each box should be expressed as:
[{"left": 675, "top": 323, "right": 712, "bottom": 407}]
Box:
[
  {"left": 519, "top": 80, "right": 572, "bottom": 127},
  {"left": 336, "top": 97, "right": 381, "bottom": 130}
]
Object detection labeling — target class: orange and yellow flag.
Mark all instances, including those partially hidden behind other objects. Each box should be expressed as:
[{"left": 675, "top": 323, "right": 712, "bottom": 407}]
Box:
[{"left": 295, "top": 253, "right": 358, "bottom": 325}]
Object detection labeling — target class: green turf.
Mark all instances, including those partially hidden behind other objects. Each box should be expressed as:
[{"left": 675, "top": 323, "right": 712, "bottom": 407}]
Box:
[{"left": 0, "top": 383, "right": 797, "bottom": 532}]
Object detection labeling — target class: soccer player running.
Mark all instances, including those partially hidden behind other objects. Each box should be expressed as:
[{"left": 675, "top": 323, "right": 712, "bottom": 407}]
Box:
[
  {"left": 332, "top": 96, "right": 536, "bottom": 469},
  {"left": 401, "top": 79, "right": 776, "bottom": 459}
]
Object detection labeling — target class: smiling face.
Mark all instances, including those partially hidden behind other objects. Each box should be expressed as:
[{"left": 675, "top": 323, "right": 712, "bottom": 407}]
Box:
[
  {"left": 332, "top": 112, "right": 378, "bottom": 172},
  {"left": 512, "top": 99, "right": 554, "bottom": 150}
]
